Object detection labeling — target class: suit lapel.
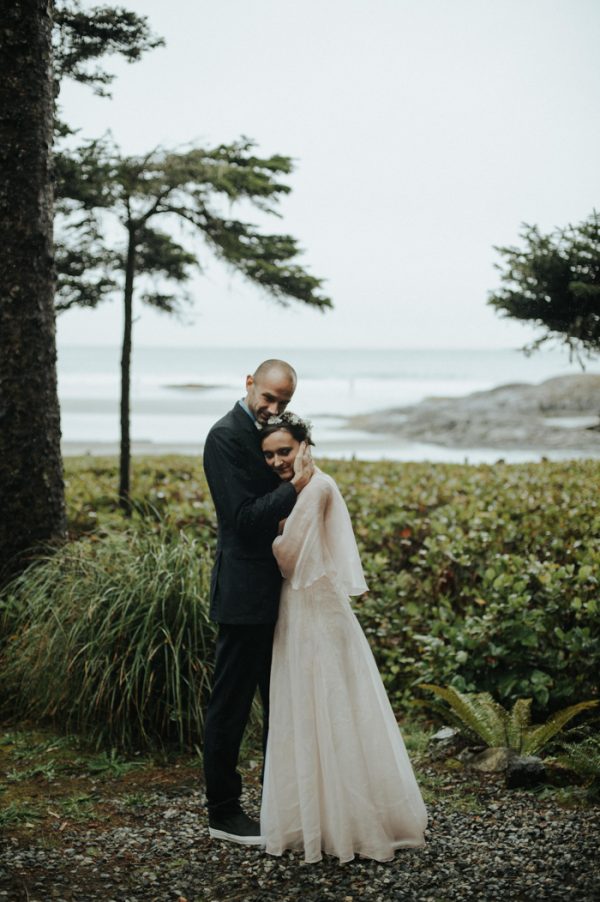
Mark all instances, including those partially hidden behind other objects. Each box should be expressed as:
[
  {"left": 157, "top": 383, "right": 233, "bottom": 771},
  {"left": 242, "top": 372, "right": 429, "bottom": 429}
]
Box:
[
  {"left": 231, "top": 403, "right": 278, "bottom": 485},
  {"left": 231, "top": 402, "right": 262, "bottom": 452}
]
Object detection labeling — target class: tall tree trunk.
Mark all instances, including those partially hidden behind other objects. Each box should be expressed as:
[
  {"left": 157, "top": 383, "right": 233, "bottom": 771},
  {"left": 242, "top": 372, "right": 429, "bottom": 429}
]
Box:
[
  {"left": 119, "top": 226, "right": 136, "bottom": 513},
  {"left": 0, "top": 0, "right": 66, "bottom": 581}
]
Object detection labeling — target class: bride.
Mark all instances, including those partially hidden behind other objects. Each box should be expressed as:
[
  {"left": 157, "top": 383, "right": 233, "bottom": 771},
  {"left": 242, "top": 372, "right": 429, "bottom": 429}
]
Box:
[{"left": 259, "top": 412, "right": 427, "bottom": 864}]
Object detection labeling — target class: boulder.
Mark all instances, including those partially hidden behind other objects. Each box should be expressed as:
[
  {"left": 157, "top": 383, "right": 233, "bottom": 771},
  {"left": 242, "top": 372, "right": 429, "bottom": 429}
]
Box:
[
  {"left": 428, "top": 726, "right": 465, "bottom": 760},
  {"left": 459, "top": 746, "right": 517, "bottom": 772},
  {"left": 506, "top": 755, "right": 547, "bottom": 789}
]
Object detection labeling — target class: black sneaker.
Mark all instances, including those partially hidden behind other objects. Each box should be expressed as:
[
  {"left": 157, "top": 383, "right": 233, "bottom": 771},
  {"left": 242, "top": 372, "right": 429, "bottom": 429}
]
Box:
[{"left": 208, "top": 808, "right": 264, "bottom": 846}]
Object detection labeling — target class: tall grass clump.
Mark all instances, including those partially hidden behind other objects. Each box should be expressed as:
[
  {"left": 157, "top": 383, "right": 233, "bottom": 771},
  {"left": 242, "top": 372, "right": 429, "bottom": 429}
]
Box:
[{"left": 0, "top": 529, "right": 216, "bottom": 750}]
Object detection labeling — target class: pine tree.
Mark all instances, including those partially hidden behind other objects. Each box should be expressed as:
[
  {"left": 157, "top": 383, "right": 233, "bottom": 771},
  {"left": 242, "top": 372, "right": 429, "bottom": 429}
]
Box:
[
  {"left": 55, "top": 138, "right": 332, "bottom": 508},
  {"left": 489, "top": 212, "right": 600, "bottom": 361},
  {"left": 0, "top": 0, "right": 66, "bottom": 579}
]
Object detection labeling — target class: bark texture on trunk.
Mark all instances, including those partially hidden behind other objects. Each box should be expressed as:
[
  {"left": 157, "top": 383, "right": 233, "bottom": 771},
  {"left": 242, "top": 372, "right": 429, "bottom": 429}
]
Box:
[
  {"left": 119, "top": 227, "right": 136, "bottom": 512},
  {"left": 0, "top": 0, "right": 66, "bottom": 578}
]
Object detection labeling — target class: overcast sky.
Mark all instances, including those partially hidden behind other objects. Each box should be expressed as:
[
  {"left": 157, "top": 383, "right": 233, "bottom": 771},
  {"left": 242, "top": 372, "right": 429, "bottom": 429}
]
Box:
[{"left": 56, "top": 0, "right": 600, "bottom": 349}]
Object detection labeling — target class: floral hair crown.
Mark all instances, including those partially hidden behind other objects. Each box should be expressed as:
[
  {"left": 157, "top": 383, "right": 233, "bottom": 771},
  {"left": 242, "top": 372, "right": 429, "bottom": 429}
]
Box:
[{"left": 265, "top": 411, "right": 313, "bottom": 435}]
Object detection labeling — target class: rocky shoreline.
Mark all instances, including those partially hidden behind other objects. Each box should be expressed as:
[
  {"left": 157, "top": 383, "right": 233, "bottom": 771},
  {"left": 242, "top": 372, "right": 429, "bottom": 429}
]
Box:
[{"left": 347, "top": 375, "right": 600, "bottom": 453}]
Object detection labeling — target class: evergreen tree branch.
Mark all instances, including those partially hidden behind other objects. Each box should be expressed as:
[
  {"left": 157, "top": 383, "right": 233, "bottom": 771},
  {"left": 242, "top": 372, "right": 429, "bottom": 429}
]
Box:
[{"left": 53, "top": 0, "right": 164, "bottom": 96}]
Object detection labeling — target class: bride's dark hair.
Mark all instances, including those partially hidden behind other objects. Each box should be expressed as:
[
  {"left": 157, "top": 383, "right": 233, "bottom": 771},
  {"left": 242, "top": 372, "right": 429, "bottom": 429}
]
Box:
[{"left": 260, "top": 411, "right": 314, "bottom": 446}]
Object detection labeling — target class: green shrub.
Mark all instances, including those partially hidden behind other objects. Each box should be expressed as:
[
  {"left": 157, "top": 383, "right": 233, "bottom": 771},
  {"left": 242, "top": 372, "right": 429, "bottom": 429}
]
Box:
[
  {"left": 0, "top": 528, "right": 215, "bottom": 750},
  {"left": 64, "top": 456, "right": 600, "bottom": 714},
  {"left": 4, "top": 455, "right": 597, "bottom": 736},
  {"left": 333, "top": 458, "right": 600, "bottom": 714}
]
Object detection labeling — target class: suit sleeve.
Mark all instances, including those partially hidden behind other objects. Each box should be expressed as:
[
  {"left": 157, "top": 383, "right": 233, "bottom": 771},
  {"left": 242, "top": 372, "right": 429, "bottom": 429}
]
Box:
[{"left": 203, "top": 427, "right": 297, "bottom": 539}]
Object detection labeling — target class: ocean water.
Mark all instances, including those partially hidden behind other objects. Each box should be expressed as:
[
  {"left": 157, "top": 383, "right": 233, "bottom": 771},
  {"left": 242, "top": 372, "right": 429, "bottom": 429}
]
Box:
[{"left": 57, "top": 346, "right": 600, "bottom": 462}]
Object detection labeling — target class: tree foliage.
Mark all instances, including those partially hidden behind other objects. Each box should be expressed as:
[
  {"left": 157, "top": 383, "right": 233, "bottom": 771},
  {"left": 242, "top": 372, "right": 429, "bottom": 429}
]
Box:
[
  {"left": 50, "top": 1, "right": 167, "bottom": 314},
  {"left": 55, "top": 137, "right": 332, "bottom": 315},
  {"left": 53, "top": 0, "right": 164, "bottom": 96},
  {"left": 50, "top": 2, "right": 332, "bottom": 508},
  {"left": 55, "top": 137, "right": 331, "bottom": 506},
  {"left": 488, "top": 212, "right": 600, "bottom": 359}
]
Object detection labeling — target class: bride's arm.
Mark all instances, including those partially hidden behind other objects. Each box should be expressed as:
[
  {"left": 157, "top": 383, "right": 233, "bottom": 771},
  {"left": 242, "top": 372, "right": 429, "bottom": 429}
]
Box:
[{"left": 272, "top": 477, "right": 330, "bottom": 580}]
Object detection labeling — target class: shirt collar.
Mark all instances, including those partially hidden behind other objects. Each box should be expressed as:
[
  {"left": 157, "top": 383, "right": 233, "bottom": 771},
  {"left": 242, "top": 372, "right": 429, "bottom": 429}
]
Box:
[{"left": 238, "top": 398, "right": 262, "bottom": 429}]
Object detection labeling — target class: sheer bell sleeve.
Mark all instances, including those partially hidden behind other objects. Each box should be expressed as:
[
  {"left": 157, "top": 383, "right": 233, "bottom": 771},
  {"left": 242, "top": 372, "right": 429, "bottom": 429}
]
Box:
[{"left": 272, "top": 472, "right": 368, "bottom": 596}]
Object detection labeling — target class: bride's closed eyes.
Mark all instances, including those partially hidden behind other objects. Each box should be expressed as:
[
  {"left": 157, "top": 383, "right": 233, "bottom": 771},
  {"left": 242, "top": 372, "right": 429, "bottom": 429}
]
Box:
[
  {"left": 263, "top": 444, "right": 294, "bottom": 462},
  {"left": 261, "top": 428, "right": 301, "bottom": 480}
]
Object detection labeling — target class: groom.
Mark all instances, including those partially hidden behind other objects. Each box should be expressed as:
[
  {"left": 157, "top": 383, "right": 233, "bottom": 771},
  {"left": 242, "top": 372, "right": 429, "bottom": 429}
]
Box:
[{"left": 202, "top": 359, "right": 313, "bottom": 844}]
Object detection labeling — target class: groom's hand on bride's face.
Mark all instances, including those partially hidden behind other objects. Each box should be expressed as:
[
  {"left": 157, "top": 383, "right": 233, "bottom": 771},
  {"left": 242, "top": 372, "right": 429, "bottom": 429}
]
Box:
[{"left": 291, "top": 442, "right": 314, "bottom": 492}]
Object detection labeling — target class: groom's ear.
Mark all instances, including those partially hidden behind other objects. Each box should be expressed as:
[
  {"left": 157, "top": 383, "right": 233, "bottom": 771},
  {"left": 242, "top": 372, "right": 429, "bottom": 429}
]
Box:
[{"left": 245, "top": 375, "right": 254, "bottom": 392}]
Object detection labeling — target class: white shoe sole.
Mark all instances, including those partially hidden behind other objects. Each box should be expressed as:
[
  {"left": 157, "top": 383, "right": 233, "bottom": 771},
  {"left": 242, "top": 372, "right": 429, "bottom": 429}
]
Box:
[{"left": 208, "top": 826, "right": 265, "bottom": 846}]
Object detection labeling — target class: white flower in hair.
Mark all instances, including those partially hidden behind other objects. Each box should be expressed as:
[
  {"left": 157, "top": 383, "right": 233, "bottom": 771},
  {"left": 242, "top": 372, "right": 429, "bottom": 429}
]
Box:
[
  {"left": 266, "top": 411, "right": 312, "bottom": 435},
  {"left": 266, "top": 410, "right": 312, "bottom": 439}
]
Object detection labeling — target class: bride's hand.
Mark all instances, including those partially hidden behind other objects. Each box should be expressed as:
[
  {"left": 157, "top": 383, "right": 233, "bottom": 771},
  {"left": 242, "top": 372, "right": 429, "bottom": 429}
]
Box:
[{"left": 291, "top": 441, "right": 314, "bottom": 492}]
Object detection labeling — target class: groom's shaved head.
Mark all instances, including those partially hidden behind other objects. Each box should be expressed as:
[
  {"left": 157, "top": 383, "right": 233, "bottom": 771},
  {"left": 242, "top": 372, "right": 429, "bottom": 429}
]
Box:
[
  {"left": 253, "top": 359, "right": 297, "bottom": 387},
  {"left": 245, "top": 359, "right": 297, "bottom": 424}
]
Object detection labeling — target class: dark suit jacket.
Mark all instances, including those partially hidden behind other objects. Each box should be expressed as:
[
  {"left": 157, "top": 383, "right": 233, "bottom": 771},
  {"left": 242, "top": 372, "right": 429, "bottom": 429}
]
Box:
[{"left": 203, "top": 402, "right": 297, "bottom": 624}]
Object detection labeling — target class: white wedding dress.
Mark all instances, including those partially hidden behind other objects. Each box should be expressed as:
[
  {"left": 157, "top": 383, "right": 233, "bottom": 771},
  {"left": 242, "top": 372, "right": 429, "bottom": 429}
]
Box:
[{"left": 260, "top": 470, "right": 427, "bottom": 863}]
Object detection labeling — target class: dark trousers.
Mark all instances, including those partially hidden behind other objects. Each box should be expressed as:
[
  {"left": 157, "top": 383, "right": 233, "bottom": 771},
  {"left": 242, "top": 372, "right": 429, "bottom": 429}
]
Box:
[{"left": 203, "top": 622, "right": 275, "bottom": 816}]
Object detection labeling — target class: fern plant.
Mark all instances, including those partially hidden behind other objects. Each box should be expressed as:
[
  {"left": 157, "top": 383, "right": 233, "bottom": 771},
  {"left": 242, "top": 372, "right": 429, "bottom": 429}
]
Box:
[{"left": 421, "top": 684, "right": 598, "bottom": 755}]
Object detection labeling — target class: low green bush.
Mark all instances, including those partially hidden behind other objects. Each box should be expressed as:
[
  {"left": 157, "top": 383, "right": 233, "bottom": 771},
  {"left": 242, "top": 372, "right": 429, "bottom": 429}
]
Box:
[
  {"left": 0, "top": 528, "right": 215, "bottom": 750},
  {"left": 61, "top": 456, "right": 600, "bottom": 714},
  {"left": 2, "top": 456, "right": 598, "bottom": 750},
  {"left": 326, "top": 458, "right": 600, "bottom": 713}
]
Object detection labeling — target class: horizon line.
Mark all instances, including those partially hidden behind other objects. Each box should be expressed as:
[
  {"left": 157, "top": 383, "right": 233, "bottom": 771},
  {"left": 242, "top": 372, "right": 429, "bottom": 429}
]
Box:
[{"left": 56, "top": 343, "right": 537, "bottom": 353}]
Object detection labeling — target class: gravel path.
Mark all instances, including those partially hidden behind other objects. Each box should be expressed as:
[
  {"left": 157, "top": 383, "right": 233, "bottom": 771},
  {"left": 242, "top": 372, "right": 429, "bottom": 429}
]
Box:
[{"left": 1, "top": 770, "right": 598, "bottom": 902}]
